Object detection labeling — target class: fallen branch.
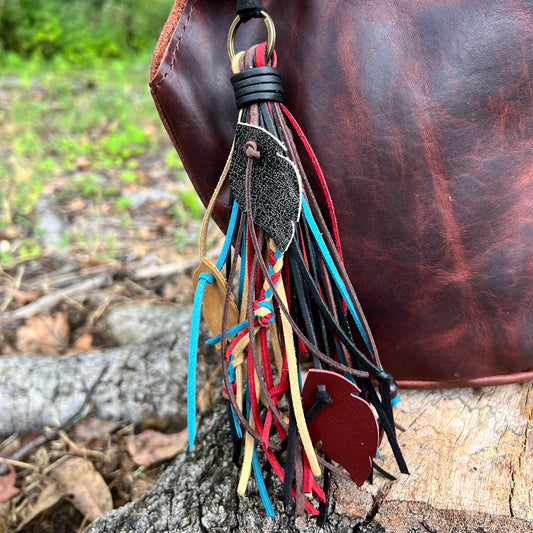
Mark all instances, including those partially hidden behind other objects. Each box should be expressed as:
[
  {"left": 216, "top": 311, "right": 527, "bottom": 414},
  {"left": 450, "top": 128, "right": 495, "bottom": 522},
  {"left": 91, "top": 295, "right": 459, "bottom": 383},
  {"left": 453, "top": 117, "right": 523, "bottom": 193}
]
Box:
[
  {"left": 22, "top": 256, "right": 81, "bottom": 288},
  {"left": 0, "top": 265, "right": 25, "bottom": 313},
  {"left": 132, "top": 249, "right": 219, "bottom": 281},
  {"left": 1, "top": 274, "right": 111, "bottom": 326},
  {"left": 0, "top": 307, "right": 217, "bottom": 438},
  {"left": 0, "top": 457, "right": 39, "bottom": 471},
  {"left": 0, "top": 364, "right": 109, "bottom": 476},
  {"left": 28, "top": 264, "right": 116, "bottom": 291}
]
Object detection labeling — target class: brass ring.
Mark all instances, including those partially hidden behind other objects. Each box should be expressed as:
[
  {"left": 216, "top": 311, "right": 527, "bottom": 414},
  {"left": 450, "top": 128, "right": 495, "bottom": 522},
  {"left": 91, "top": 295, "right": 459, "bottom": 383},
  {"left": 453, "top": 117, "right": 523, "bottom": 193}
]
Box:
[{"left": 227, "top": 11, "right": 276, "bottom": 62}]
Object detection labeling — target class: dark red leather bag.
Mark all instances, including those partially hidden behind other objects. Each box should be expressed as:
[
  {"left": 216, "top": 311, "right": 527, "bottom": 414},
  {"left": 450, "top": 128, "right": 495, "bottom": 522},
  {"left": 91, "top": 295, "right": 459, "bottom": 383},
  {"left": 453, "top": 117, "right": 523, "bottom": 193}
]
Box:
[{"left": 150, "top": 0, "right": 533, "bottom": 388}]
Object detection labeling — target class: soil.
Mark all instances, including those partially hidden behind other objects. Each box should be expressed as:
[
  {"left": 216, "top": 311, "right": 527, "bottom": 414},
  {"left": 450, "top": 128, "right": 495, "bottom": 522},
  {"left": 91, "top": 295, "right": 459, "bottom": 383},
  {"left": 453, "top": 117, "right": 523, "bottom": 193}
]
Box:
[{"left": 0, "top": 142, "right": 223, "bottom": 532}]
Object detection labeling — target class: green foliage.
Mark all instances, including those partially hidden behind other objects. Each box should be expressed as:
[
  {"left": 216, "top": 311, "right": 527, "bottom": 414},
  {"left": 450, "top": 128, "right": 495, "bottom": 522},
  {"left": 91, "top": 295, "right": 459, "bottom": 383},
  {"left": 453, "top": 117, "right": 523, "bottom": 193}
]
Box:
[
  {"left": 0, "top": 0, "right": 170, "bottom": 66},
  {"left": 116, "top": 196, "right": 133, "bottom": 210},
  {"left": 165, "top": 149, "right": 184, "bottom": 170},
  {"left": 0, "top": 1, "right": 204, "bottom": 267},
  {"left": 17, "top": 238, "right": 43, "bottom": 261},
  {"left": 74, "top": 174, "right": 102, "bottom": 199},
  {"left": 0, "top": 56, "right": 173, "bottom": 265},
  {"left": 178, "top": 188, "right": 204, "bottom": 219}
]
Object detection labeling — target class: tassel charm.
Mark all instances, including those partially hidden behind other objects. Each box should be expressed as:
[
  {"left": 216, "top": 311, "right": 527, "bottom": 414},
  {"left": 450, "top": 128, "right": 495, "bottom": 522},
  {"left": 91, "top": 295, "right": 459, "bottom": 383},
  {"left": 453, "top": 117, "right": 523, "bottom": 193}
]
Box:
[{"left": 188, "top": 9, "right": 408, "bottom": 520}]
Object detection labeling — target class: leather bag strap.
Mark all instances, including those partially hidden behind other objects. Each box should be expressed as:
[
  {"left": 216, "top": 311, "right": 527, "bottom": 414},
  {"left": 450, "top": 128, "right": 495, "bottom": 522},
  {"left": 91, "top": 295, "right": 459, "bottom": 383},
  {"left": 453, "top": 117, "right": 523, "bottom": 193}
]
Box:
[{"left": 236, "top": 0, "right": 266, "bottom": 22}]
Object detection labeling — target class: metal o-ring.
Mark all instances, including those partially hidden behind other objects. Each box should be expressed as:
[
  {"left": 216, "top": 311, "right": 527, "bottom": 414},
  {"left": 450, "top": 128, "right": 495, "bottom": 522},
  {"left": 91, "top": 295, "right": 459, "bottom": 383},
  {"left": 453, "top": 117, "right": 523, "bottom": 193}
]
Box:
[{"left": 227, "top": 11, "right": 276, "bottom": 62}]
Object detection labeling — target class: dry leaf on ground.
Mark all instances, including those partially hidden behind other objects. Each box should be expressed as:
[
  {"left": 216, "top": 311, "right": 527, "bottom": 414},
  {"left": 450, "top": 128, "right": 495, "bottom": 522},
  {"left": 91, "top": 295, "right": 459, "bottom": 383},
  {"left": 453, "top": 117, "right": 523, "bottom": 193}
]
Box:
[
  {"left": 68, "top": 197, "right": 86, "bottom": 211},
  {"left": 0, "top": 464, "right": 21, "bottom": 503},
  {"left": 0, "top": 502, "right": 9, "bottom": 533},
  {"left": 0, "top": 342, "right": 16, "bottom": 355},
  {"left": 124, "top": 429, "right": 188, "bottom": 467},
  {"left": 16, "top": 483, "right": 64, "bottom": 531},
  {"left": 42, "top": 178, "right": 67, "bottom": 195},
  {"left": 52, "top": 457, "right": 113, "bottom": 522},
  {"left": 140, "top": 412, "right": 170, "bottom": 432},
  {"left": 13, "top": 289, "right": 40, "bottom": 306},
  {"left": 16, "top": 312, "right": 70, "bottom": 354},
  {"left": 71, "top": 417, "right": 120, "bottom": 446},
  {"left": 68, "top": 332, "right": 94, "bottom": 354}
]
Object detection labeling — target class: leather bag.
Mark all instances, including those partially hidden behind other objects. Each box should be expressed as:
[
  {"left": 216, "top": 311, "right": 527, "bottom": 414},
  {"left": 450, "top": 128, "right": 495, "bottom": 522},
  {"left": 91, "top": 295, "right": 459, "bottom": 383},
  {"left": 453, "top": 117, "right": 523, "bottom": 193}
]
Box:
[{"left": 150, "top": 0, "right": 533, "bottom": 388}]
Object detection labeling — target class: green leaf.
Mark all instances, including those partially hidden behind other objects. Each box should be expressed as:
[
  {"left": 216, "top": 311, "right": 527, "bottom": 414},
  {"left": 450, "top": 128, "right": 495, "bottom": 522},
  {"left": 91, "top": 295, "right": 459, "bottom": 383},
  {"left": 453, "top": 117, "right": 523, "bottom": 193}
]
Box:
[{"left": 178, "top": 189, "right": 203, "bottom": 219}]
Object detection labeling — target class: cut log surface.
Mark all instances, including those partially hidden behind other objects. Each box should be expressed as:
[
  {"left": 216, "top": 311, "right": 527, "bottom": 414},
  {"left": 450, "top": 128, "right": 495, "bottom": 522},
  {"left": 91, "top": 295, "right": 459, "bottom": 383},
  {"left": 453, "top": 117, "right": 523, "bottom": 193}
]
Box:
[
  {"left": 363, "top": 383, "right": 533, "bottom": 533},
  {"left": 85, "top": 382, "right": 533, "bottom": 533}
]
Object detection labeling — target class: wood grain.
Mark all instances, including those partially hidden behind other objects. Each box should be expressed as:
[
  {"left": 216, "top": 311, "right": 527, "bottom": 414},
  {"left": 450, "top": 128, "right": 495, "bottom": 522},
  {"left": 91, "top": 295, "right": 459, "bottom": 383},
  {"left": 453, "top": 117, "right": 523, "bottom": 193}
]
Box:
[{"left": 335, "top": 383, "right": 533, "bottom": 532}]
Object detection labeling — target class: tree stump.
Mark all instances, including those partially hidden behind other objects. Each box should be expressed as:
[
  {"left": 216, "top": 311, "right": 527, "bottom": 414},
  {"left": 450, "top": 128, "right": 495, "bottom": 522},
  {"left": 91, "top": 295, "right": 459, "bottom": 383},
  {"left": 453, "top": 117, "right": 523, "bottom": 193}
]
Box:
[
  {"left": 361, "top": 382, "right": 533, "bottom": 532},
  {"left": 85, "top": 382, "right": 533, "bottom": 532}
]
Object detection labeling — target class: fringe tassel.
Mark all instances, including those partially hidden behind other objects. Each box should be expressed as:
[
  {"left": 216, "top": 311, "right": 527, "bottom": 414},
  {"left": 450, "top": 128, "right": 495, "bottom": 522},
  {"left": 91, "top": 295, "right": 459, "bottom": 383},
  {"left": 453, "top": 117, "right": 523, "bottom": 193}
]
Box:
[{"left": 188, "top": 40, "right": 408, "bottom": 519}]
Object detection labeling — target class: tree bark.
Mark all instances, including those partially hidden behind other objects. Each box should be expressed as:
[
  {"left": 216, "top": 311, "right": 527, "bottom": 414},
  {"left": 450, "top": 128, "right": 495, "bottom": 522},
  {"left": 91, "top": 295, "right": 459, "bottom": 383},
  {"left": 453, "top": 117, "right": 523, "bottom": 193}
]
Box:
[
  {"left": 84, "top": 383, "right": 533, "bottom": 533},
  {"left": 83, "top": 398, "right": 384, "bottom": 533},
  {"left": 0, "top": 307, "right": 217, "bottom": 437}
]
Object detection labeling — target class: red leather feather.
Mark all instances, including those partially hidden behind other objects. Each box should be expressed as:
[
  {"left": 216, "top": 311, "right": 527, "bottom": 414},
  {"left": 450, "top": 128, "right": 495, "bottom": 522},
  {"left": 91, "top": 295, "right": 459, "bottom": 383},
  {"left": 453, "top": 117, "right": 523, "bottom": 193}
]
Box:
[{"left": 301, "top": 369, "right": 379, "bottom": 486}]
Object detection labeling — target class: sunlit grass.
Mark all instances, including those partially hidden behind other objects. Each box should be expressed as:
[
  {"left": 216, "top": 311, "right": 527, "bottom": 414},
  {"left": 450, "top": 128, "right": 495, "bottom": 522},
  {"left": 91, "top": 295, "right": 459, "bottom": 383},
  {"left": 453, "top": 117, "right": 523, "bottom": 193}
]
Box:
[{"left": 0, "top": 53, "right": 202, "bottom": 267}]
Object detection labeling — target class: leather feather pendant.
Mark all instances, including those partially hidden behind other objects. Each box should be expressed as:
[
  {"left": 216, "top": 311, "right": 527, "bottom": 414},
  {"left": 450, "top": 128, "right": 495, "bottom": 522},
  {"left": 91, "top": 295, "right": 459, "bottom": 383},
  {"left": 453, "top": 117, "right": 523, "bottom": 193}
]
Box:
[
  {"left": 301, "top": 369, "right": 379, "bottom": 486},
  {"left": 229, "top": 122, "right": 301, "bottom": 253}
]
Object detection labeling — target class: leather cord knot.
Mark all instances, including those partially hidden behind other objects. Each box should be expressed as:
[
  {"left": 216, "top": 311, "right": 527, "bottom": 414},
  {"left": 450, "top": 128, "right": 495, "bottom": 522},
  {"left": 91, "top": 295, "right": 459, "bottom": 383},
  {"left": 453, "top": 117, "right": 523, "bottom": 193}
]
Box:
[
  {"left": 244, "top": 140, "right": 260, "bottom": 159},
  {"left": 198, "top": 272, "right": 215, "bottom": 284},
  {"left": 316, "top": 385, "right": 333, "bottom": 405},
  {"left": 376, "top": 370, "right": 393, "bottom": 384},
  {"left": 236, "top": 0, "right": 265, "bottom": 22},
  {"left": 305, "top": 385, "right": 333, "bottom": 424}
]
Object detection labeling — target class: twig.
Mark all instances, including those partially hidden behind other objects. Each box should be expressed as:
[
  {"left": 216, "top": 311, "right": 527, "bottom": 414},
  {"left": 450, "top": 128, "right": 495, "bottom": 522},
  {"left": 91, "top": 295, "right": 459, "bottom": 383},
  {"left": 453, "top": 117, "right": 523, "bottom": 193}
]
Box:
[
  {"left": 0, "top": 457, "right": 39, "bottom": 471},
  {"left": 63, "top": 294, "right": 90, "bottom": 313},
  {"left": 123, "top": 277, "right": 156, "bottom": 297},
  {"left": 86, "top": 294, "right": 114, "bottom": 328},
  {"left": 1, "top": 274, "right": 111, "bottom": 326},
  {"left": 23, "top": 257, "right": 80, "bottom": 288},
  {"left": 28, "top": 263, "right": 117, "bottom": 291},
  {"left": 0, "top": 434, "right": 50, "bottom": 477},
  {"left": 132, "top": 258, "right": 200, "bottom": 280},
  {"left": 132, "top": 249, "right": 219, "bottom": 280},
  {"left": 0, "top": 433, "right": 19, "bottom": 452},
  {"left": 0, "top": 364, "right": 109, "bottom": 476},
  {"left": 77, "top": 515, "right": 90, "bottom": 533},
  {"left": 58, "top": 430, "right": 106, "bottom": 460},
  {"left": 42, "top": 455, "right": 71, "bottom": 475},
  {"left": 0, "top": 265, "right": 25, "bottom": 313}
]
